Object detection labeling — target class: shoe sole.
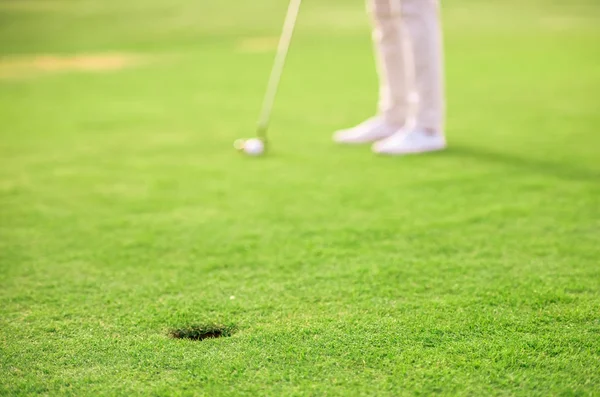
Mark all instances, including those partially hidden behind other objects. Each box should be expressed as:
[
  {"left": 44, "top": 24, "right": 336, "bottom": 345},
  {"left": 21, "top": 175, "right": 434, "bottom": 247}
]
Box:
[
  {"left": 372, "top": 144, "right": 447, "bottom": 156},
  {"left": 333, "top": 133, "right": 396, "bottom": 146}
]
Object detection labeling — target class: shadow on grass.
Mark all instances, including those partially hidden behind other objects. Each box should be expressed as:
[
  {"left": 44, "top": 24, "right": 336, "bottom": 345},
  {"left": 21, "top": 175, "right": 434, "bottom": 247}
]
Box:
[{"left": 445, "top": 145, "right": 600, "bottom": 183}]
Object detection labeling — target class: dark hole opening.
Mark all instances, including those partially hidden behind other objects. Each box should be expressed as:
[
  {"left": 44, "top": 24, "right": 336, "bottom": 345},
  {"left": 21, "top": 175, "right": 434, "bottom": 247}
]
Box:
[{"left": 169, "top": 325, "right": 233, "bottom": 341}]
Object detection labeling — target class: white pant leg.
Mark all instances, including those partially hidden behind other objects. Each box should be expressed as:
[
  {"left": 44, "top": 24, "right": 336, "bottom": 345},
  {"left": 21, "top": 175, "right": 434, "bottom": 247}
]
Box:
[
  {"left": 368, "top": 0, "right": 411, "bottom": 127},
  {"left": 401, "top": 0, "right": 445, "bottom": 132}
]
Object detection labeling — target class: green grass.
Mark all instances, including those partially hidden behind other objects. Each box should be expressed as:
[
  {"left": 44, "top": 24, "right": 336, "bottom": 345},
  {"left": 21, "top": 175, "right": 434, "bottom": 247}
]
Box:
[{"left": 1, "top": 0, "right": 599, "bottom": 395}]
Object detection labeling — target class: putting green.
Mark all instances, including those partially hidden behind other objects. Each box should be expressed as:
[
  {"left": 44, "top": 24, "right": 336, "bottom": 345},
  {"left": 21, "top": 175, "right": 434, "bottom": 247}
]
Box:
[{"left": 1, "top": 0, "right": 599, "bottom": 395}]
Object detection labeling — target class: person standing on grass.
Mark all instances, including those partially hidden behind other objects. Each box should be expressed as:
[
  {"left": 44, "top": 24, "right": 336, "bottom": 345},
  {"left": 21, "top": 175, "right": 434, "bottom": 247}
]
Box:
[{"left": 334, "top": 0, "right": 446, "bottom": 155}]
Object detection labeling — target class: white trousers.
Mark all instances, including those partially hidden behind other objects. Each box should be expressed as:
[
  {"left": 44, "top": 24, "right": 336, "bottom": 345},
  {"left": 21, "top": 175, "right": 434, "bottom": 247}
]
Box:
[{"left": 368, "top": 0, "right": 445, "bottom": 132}]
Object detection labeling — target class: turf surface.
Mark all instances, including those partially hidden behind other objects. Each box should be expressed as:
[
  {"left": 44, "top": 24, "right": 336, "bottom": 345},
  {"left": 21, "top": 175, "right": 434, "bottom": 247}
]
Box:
[{"left": 1, "top": 0, "right": 599, "bottom": 395}]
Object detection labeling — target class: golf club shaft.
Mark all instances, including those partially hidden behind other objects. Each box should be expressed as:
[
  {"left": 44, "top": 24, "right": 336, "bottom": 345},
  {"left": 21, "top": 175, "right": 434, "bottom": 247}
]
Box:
[{"left": 257, "top": 0, "right": 302, "bottom": 140}]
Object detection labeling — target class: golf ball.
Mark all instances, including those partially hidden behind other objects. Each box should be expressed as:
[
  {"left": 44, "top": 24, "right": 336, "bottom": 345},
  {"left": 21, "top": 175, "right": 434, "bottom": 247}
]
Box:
[{"left": 243, "top": 138, "right": 265, "bottom": 156}]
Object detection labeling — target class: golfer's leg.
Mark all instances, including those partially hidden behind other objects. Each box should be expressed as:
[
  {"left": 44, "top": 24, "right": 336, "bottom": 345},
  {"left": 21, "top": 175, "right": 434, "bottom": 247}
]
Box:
[
  {"left": 333, "top": 0, "right": 410, "bottom": 144},
  {"left": 368, "top": 0, "right": 411, "bottom": 127},
  {"left": 401, "top": 0, "right": 444, "bottom": 133},
  {"left": 371, "top": 0, "right": 446, "bottom": 155}
]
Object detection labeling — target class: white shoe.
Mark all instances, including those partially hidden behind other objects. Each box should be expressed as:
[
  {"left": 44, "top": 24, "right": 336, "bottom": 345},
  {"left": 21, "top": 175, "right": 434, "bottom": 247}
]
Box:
[
  {"left": 333, "top": 117, "right": 399, "bottom": 145},
  {"left": 372, "top": 128, "right": 446, "bottom": 155}
]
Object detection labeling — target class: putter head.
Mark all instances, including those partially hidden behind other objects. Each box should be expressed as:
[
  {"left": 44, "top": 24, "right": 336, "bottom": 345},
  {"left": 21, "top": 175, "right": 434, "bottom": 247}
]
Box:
[
  {"left": 233, "top": 139, "right": 246, "bottom": 151},
  {"left": 234, "top": 126, "right": 268, "bottom": 155},
  {"left": 233, "top": 137, "right": 267, "bottom": 156}
]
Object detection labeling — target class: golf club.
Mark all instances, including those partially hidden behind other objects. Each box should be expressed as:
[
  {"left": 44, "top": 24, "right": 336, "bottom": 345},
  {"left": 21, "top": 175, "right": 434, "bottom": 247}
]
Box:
[{"left": 255, "top": 0, "right": 303, "bottom": 147}]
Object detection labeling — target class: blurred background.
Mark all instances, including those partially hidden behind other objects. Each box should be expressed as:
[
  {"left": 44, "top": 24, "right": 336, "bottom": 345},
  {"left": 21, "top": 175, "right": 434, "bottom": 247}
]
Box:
[
  {"left": 1, "top": 0, "right": 598, "bottom": 158},
  {"left": 1, "top": 0, "right": 599, "bottom": 161}
]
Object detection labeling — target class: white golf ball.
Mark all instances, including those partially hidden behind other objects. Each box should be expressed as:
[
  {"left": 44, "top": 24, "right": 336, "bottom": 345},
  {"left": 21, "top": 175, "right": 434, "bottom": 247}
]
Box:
[{"left": 243, "top": 138, "right": 265, "bottom": 156}]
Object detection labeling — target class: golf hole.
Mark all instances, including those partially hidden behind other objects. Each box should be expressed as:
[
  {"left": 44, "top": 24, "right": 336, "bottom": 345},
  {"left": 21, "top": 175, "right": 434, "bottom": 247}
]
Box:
[{"left": 169, "top": 325, "right": 234, "bottom": 341}]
